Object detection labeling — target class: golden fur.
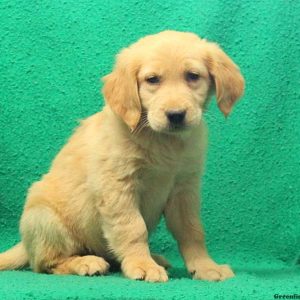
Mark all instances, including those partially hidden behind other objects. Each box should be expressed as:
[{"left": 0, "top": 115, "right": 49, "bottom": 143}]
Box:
[{"left": 0, "top": 31, "right": 244, "bottom": 282}]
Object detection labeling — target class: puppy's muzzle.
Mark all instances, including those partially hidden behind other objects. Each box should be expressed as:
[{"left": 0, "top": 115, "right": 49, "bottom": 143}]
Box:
[{"left": 165, "top": 110, "right": 186, "bottom": 128}]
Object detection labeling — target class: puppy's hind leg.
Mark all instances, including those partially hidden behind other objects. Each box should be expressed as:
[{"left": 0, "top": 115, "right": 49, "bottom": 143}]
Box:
[
  {"left": 21, "top": 207, "right": 109, "bottom": 276},
  {"left": 52, "top": 255, "right": 110, "bottom": 276}
]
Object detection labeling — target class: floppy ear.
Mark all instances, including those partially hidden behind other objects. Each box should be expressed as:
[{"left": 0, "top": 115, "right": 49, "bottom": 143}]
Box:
[
  {"left": 204, "top": 43, "right": 245, "bottom": 116},
  {"left": 102, "top": 50, "right": 141, "bottom": 131}
]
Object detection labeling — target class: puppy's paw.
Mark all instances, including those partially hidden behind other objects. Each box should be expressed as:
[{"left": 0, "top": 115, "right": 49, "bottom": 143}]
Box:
[
  {"left": 122, "top": 256, "right": 168, "bottom": 282},
  {"left": 54, "top": 255, "right": 110, "bottom": 276},
  {"left": 190, "top": 259, "right": 234, "bottom": 281},
  {"left": 74, "top": 256, "right": 110, "bottom": 276}
]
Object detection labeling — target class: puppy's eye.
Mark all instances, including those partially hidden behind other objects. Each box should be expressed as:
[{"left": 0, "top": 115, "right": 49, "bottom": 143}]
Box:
[
  {"left": 185, "top": 72, "right": 200, "bottom": 82},
  {"left": 146, "top": 75, "right": 160, "bottom": 84}
]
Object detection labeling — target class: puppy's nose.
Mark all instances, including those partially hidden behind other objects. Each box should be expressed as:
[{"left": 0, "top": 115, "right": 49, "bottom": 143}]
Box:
[{"left": 166, "top": 110, "right": 186, "bottom": 125}]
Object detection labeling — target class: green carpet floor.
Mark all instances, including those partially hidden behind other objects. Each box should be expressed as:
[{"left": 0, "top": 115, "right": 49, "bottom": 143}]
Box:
[{"left": 0, "top": 255, "right": 299, "bottom": 300}]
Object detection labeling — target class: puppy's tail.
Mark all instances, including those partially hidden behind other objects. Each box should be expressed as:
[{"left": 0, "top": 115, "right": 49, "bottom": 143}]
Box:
[{"left": 0, "top": 242, "right": 28, "bottom": 270}]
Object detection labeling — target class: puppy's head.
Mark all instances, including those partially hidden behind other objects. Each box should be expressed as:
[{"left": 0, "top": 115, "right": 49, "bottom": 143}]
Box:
[{"left": 103, "top": 31, "right": 244, "bottom": 133}]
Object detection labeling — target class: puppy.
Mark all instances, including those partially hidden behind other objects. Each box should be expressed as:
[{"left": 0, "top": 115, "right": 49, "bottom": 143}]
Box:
[{"left": 0, "top": 30, "right": 244, "bottom": 282}]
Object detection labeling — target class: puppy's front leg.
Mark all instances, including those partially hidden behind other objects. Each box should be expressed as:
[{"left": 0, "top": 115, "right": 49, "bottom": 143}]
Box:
[
  {"left": 98, "top": 179, "right": 168, "bottom": 282},
  {"left": 164, "top": 176, "right": 234, "bottom": 281}
]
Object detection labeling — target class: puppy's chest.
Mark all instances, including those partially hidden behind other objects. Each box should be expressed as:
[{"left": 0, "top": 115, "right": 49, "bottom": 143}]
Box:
[
  {"left": 136, "top": 167, "right": 176, "bottom": 232},
  {"left": 133, "top": 137, "right": 199, "bottom": 231}
]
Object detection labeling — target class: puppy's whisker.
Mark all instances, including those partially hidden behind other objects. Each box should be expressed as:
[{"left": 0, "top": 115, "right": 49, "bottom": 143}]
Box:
[
  {"left": 135, "top": 121, "right": 149, "bottom": 135},
  {"left": 133, "top": 119, "right": 146, "bottom": 135},
  {"left": 132, "top": 112, "right": 149, "bottom": 135}
]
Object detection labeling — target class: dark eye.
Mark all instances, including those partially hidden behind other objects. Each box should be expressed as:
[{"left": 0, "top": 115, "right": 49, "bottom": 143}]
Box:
[
  {"left": 146, "top": 75, "right": 160, "bottom": 84},
  {"left": 185, "top": 72, "right": 200, "bottom": 82}
]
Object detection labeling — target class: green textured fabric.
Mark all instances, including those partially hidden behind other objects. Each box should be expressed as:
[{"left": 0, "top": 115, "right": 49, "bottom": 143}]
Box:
[{"left": 1, "top": 0, "right": 300, "bottom": 299}]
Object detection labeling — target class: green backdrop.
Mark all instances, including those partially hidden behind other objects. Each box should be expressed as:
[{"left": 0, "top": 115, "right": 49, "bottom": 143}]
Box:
[{"left": 1, "top": 0, "right": 299, "bottom": 299}]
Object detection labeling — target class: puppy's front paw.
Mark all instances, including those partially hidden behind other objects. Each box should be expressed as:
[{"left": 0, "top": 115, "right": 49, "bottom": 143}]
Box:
[
  {"left": 122, "top": 256, "right": 168, "bottom": 282},
  {"left": 190, "top": 259, "right": 234, "bottom": 281}
]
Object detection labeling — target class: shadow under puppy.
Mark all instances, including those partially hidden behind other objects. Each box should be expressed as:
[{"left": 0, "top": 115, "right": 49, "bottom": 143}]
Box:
[{"left": 0, "top": 30, "right": 244, "bottom": 282}]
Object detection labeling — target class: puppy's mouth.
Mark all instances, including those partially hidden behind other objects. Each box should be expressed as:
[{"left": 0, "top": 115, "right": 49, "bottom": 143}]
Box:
[
  {"left": 152, "top": 122, "right": 191, "bottom": 134},
  {"left": 166, "top": 123, "right": 188, "bottom": 133}
]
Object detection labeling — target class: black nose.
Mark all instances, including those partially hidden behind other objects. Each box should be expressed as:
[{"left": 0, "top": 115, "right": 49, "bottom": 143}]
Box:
[{"left": 166, "top": 110, "right": 186, "bottom": 125}]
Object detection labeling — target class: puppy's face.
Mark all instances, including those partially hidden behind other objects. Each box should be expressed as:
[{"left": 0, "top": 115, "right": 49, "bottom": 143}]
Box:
[
  {"left": 137, "top": 50, "right": 210, "bottom": 133},
  {"left": 103, "top": 31, "right": 245, "bottom": 133}
]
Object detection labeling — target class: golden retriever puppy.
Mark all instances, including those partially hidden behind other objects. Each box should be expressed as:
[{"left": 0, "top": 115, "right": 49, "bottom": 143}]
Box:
[{"left": 0, "top": 30, "right": 244, "bottom": 282}]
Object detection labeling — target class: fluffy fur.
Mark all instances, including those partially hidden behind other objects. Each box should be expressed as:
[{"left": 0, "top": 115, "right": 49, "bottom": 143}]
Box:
[{"left": 0, "top": 30, "right": 244, "bottom": 282}]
